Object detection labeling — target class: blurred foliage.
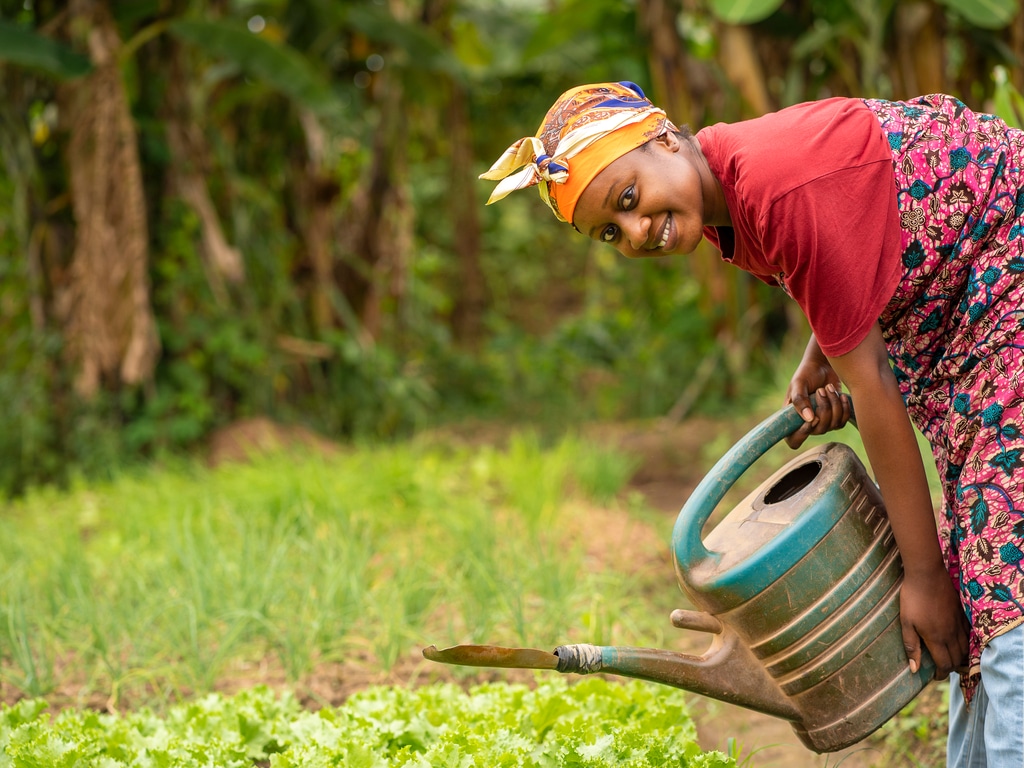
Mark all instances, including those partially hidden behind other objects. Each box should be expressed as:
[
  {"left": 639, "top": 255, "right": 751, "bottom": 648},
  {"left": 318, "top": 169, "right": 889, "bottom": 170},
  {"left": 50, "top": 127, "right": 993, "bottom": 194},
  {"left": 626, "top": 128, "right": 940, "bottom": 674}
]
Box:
[{"left": 0, "top": 0, "right": 1023, "bottom": 496}]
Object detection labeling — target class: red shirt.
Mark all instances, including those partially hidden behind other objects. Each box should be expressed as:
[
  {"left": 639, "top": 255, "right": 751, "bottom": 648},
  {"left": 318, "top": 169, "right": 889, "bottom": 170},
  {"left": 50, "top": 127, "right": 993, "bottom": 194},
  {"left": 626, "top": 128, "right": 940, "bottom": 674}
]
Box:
[{"left": 697, "top": 98, "right": 903, "bottom": 357}]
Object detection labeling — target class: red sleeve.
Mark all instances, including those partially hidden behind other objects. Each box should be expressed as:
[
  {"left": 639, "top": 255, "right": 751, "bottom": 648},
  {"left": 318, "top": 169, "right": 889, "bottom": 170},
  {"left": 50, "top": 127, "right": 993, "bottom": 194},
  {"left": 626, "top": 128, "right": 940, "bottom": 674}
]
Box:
[
  {"left": 698, "top": 99, "right": 903, "bottom": 357},
  {"left": 762, "top": 157, "right": 903, "bottom": 356}
]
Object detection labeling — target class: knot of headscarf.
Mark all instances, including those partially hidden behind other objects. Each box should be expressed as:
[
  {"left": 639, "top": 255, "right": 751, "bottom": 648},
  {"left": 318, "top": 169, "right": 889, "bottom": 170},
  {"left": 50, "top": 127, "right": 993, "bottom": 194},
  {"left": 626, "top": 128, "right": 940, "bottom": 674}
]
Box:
[{"left": 480, "top": 81, "right": 675, "bottom": 223}]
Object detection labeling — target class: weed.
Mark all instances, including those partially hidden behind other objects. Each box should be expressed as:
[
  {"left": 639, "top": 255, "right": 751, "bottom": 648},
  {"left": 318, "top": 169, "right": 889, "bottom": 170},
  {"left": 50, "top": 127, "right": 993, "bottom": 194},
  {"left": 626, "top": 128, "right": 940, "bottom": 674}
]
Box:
[{"left": 871, "top": 684, "right": 948, "bottom": 767}]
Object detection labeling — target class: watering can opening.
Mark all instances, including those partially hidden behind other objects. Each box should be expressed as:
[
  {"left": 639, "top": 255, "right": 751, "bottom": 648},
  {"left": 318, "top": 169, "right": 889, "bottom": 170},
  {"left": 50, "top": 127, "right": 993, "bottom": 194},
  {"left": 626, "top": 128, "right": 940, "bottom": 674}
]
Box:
[{"left": 764, "top": 459, "right": 821, "bottom": 504}]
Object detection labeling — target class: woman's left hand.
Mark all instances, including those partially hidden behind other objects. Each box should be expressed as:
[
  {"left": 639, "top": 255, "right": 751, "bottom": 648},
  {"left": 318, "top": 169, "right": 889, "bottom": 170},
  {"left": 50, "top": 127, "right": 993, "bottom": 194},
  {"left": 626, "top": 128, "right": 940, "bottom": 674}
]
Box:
[{"left": 785, "top": 335, "right": 852, "bottom": 449}]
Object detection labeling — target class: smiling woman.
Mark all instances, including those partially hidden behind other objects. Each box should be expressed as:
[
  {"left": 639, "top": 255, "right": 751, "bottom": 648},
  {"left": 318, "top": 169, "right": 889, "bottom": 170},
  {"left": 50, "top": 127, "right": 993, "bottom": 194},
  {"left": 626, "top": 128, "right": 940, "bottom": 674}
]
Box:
[{"left": 480, "top": 81, "right": 1024, "bottom": 767}]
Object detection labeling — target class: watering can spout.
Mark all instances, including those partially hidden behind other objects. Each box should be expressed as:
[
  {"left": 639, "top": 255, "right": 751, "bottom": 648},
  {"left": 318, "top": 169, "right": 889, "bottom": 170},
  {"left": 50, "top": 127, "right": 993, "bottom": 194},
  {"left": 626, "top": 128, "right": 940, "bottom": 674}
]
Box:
[{"left": 423, "top": 609, "right": 800, "bottom": 722}]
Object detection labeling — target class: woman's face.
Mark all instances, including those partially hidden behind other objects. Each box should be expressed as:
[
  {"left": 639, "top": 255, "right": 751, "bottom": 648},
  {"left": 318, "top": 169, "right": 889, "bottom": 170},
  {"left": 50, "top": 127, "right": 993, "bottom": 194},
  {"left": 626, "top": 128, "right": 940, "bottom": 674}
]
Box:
[{"left": 572, "top": 132, "right": 726, "bottom": 259}]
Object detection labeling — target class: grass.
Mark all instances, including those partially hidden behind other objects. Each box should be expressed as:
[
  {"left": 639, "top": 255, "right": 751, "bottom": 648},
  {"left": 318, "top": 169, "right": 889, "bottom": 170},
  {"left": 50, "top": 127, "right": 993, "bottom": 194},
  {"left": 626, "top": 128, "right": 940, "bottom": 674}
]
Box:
[
  {"left": 872, "top": 683, "right": 949, "bottom": 767},
  {"left": 0, "top": 431, "right": 661, "bottom": 711}
]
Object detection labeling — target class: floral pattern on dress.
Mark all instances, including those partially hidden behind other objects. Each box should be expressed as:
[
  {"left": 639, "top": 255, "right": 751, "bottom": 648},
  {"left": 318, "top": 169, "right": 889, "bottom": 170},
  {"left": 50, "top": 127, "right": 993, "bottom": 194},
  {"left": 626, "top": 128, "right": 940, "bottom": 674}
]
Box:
[{"left": 867, "top": 94, "right": 1024, "bottom": 703}]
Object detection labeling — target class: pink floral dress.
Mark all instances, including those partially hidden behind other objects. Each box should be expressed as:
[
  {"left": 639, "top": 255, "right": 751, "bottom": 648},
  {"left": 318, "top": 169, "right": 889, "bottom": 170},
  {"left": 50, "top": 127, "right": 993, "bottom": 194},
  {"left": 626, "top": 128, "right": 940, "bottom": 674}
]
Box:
[{"left": 868, "top": 94, "right": 1024, "bottom": 702}]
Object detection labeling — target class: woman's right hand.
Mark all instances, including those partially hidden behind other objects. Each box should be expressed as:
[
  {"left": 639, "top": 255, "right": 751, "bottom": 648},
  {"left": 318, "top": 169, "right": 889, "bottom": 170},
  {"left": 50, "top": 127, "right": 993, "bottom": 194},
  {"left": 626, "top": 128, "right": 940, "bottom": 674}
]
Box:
[
  {"left": 898, "top": 565, "right": 970, "bottom": 679},
  {"left": 785, "top": 335, "right": 852, "bottom": 449}
]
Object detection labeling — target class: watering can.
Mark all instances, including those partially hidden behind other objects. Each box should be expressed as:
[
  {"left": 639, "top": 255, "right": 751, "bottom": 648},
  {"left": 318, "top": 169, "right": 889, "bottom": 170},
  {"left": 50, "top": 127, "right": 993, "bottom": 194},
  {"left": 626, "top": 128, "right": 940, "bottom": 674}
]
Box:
[{"left": 423, "top": 402, "right": 934, "bottom": 753}]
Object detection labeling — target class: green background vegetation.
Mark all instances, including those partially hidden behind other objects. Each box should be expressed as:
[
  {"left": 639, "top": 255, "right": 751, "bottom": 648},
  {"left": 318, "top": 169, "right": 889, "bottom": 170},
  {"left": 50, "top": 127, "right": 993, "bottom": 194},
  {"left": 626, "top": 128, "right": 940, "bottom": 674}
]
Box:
[{"left": 2, "top": 0, "right": 1024, "bottom": 495}]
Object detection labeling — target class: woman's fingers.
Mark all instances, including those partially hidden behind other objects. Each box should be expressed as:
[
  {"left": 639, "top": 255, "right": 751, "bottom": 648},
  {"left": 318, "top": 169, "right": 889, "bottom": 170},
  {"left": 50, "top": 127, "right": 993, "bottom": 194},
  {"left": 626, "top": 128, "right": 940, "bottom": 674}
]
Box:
[
  {"left": 785, "top": 384, "right": 850, "bottom": 449},
  {"left": 785, "top": 390, "right": 816, "bottom": 448},
  {"left": 814, "top": 383, "right": 851, "bottom": 433}
]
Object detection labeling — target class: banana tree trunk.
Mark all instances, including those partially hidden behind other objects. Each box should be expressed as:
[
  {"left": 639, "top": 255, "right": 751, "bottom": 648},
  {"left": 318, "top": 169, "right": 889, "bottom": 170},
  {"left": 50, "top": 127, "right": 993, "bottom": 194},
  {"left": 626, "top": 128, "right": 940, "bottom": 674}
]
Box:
[
  {"left": 336, "top": 51, "right": 410, "bottom": 343},
  {"left": 296, "top": 108, "right": 342, "bottom": 336},
  {"left": 60, "top": 0, "right": 158, "bottom": 398},
  {"left": 423, "top": 0, "right": 488, "bottom": 349},
  {"left": 636, "top": 0, "right": 692, "bottom": 124},
  {"left": 717, "top": 23, "right": 773, "bottom": 116},
  {"left": 163, "top": 39, "right": 245, "bottom": 302},
  {"left": 447, "top": 81, "right": 488, "bottom": 349}
]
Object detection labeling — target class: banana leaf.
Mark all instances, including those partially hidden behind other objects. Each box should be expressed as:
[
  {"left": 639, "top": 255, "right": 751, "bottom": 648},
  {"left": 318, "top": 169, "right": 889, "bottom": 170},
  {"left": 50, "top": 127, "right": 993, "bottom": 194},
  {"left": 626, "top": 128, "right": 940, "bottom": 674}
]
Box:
[{"left": 0, "top": 20, "right": 91, "bottom": 80}]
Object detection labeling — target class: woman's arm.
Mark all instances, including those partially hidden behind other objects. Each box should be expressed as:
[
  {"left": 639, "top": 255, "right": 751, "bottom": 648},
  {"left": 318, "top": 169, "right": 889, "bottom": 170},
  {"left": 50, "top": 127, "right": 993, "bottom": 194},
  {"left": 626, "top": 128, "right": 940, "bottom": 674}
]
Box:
[{"left": 816, "top": 324, "right": 968, "bottom": 678}]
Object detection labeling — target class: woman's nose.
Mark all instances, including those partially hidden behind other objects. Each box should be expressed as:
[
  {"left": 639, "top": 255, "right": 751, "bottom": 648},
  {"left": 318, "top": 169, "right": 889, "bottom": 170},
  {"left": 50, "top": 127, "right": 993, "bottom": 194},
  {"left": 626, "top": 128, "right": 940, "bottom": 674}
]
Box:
[{"left": 625, "top": 216, "right": 650, "bottom": 251}]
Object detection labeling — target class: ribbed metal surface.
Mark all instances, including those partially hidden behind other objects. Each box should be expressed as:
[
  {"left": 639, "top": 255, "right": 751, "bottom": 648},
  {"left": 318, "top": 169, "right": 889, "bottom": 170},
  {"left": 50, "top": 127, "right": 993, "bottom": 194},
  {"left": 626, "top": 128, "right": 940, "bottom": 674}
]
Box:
[{"left": 677, "top": 437, "right": 933, "bottom": 752}]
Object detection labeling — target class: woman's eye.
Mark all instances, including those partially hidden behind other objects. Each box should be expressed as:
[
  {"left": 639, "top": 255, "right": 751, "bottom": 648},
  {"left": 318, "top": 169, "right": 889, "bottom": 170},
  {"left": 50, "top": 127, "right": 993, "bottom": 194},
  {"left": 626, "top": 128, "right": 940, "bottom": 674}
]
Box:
[
  {"left": 600, "top": 225, "right": 618, "bottom": 243},
  {"left": 619, "top": 185, "right": 636, "bottom": 209}
]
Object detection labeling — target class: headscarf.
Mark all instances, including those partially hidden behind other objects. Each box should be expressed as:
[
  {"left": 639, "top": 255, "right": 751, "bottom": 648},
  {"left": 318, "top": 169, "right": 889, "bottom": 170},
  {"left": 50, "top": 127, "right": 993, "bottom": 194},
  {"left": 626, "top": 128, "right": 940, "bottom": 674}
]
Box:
[{"left": 480, "top": 81, "right": 676, "bottom": 224}]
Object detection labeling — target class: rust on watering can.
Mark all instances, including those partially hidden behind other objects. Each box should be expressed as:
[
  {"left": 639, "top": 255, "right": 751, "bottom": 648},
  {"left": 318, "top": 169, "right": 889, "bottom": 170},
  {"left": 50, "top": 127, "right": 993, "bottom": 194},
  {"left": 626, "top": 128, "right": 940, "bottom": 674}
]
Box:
[{"left": 423, "top": 400, "right": 933, "bottom": 753}]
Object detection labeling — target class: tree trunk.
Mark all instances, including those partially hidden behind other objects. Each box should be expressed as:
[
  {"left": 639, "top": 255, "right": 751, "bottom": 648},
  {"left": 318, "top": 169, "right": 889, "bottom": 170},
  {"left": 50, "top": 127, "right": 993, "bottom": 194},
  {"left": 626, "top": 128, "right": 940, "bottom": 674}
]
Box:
[
  {"left": 336, "top": 61, "right": 411, "bottom": 343},
  {"left": 163, "top": 40, "right": 245, "bottom": 302},
  {"left": 894, "top": 1, "right": 945, "bottom": 96},
  {"left": 445, "top": 81, "right": 488, "bottom": 349},
  {"left": 59, "top": 0, "right": 158, "bottom": 398},
  {"left": 636, "top": 0, "right": 692, "bottom": 124},
  {"left": 295, "top": 108, "right": 342, "bottom": 336},
  {"left": 717, "top": 23, "right": 774, "bottom": 116},
  {"left": 423, "top": 0, "right": 488, "bottom": 349}
]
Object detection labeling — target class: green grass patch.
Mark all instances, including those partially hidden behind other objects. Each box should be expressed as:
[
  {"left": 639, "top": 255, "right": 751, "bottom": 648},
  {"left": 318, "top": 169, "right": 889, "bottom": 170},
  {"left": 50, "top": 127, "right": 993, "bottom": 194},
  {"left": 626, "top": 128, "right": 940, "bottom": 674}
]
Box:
[
  {"left": 871, "top": 683, "right": 948, "bottom": 767},
  {"left": 0, "top": 431, "right": 669, "bottom": 709}
]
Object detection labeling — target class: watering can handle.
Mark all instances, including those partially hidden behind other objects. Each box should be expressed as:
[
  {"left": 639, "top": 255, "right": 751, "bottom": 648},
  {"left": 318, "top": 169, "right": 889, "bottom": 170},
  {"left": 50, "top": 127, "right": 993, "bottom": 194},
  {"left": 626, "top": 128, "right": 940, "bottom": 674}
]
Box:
[{"left": 673, "top": 395, "right": 854, "bottom": 568}]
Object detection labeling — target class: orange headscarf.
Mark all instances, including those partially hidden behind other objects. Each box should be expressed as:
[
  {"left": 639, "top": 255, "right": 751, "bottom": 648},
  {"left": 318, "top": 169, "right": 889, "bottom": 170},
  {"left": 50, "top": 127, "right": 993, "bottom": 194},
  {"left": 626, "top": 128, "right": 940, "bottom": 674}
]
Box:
[{"left": 481, "top": 82, "right": 675, "bottom": 223}]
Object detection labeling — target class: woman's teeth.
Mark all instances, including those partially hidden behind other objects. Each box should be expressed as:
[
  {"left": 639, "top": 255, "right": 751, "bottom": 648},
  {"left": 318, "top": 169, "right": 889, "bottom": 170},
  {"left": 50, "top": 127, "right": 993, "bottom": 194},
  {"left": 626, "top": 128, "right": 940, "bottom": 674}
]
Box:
[{"left": 656, "top": 216, "right": 670, "bottom": 248}]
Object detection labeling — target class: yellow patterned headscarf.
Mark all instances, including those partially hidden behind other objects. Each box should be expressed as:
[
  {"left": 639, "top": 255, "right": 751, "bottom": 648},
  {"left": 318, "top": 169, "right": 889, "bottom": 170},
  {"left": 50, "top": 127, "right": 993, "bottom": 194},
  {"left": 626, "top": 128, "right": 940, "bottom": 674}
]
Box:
[{"left": 480, "top": 81, "right": 675, "bottom": 224}]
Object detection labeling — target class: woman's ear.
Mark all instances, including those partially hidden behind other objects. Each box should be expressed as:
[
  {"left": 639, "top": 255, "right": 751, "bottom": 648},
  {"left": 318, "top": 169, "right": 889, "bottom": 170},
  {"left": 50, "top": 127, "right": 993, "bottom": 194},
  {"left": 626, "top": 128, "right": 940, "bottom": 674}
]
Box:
[{"left": 652, "top": 131, "right": 683, "bottom": 152}]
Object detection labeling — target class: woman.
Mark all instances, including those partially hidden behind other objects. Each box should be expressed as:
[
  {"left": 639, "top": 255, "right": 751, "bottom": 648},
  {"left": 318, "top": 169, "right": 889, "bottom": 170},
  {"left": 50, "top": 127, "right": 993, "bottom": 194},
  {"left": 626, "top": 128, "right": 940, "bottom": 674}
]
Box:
[{"left": 482, "top": 80, "right": 1024, "bottom": 766}]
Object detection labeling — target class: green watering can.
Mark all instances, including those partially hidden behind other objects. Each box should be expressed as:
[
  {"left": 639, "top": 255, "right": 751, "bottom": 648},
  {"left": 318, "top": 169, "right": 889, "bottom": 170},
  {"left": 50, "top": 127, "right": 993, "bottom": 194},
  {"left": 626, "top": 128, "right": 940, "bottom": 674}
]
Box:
[{"left": 424, "top": 403, "right": 933, "bottom": 753}]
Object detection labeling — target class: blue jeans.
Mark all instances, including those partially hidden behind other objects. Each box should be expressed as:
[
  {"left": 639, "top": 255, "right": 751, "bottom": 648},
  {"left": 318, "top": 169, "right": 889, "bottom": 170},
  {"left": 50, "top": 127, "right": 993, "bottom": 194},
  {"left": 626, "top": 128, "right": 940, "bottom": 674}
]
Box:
[{"left": 947, "top": 623, "right": 1024, "bottom": 767}]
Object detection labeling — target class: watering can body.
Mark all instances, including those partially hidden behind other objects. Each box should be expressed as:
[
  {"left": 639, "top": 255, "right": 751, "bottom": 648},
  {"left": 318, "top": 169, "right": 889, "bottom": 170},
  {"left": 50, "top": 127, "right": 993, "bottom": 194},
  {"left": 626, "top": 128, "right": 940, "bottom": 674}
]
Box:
[
  {"left": 671, "top": 405, "right": 932, "bottom": 752},
  {"left": 424, "top": 402, "right": 933, "bottom": 754}
]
